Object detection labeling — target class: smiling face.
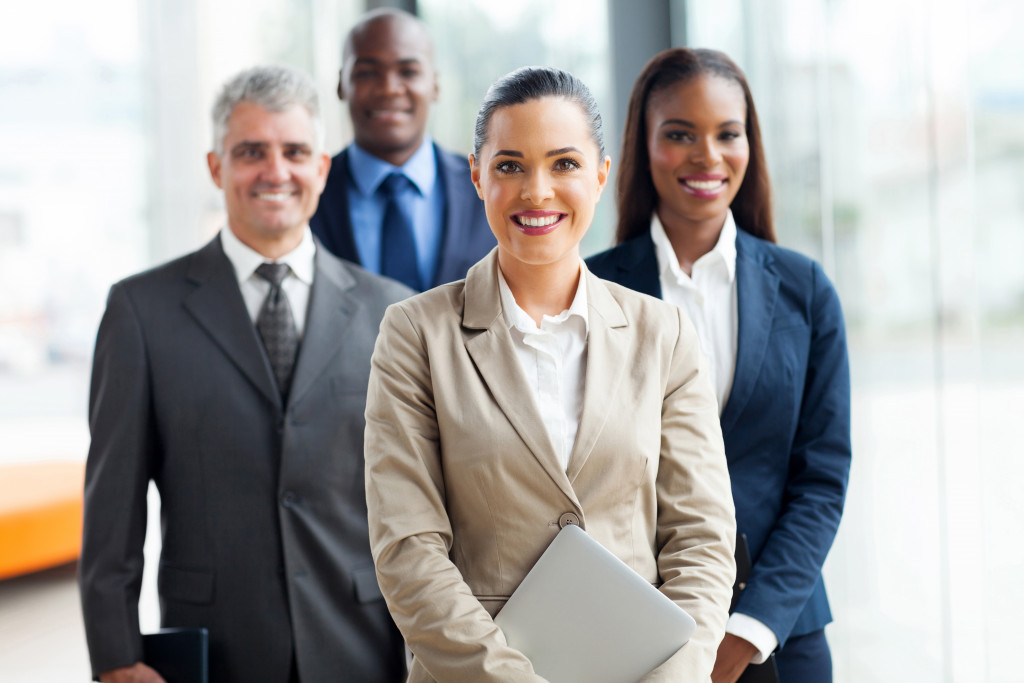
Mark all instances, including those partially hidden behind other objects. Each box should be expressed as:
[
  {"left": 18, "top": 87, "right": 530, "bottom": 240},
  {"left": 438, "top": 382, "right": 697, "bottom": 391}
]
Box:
[
  {"left": 207, "top": 102, "right": 330, "bottom": 258},
  {"left": 339, "top": 14, "right": 439, "bottom": 167},
  {"left": 645, "top": 74, "right": 750, "bottom": 234},
  {"left": 470, "top": 97, "right": 610, "bottom": 279}
]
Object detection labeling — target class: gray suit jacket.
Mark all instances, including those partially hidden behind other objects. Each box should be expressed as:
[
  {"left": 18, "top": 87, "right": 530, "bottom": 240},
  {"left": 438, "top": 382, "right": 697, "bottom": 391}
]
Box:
[{"left": 79, "top": 235, "right": 412, "bottom": 682}]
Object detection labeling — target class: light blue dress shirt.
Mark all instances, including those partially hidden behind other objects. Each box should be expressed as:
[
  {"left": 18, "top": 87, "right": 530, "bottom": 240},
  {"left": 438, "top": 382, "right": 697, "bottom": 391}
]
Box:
[{"left": 345, "top": 137, "right": 446, "bottom": 287}]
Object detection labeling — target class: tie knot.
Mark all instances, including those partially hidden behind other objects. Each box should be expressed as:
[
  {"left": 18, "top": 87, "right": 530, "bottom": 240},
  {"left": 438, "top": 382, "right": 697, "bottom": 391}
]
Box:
[
  {"left": 378, "top": 172, "right": 410, "bottom": 198},
  {"left": 255, "top": 262, "right": 290, "bottom": 287}
]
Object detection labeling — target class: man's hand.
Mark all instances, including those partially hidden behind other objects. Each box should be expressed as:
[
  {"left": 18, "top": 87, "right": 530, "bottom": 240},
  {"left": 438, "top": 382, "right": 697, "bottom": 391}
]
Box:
[
  {"left": 711, "top": 633, "right": 759, "bottom": 683},
  {"left": 99, "top": 662, "right": 166, "bottom": 683}
]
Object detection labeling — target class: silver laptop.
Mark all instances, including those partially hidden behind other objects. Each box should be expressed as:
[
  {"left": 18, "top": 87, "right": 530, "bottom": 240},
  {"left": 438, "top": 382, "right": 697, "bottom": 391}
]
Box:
[{"left": 494, "top": 524, "right": 696, "bottom": 683}]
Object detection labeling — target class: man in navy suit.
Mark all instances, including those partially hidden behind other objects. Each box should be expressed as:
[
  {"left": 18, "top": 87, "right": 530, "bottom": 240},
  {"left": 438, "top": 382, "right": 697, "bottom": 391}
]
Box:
[{"left": 310, "top": 8, "right": 494, "bottom": 290}]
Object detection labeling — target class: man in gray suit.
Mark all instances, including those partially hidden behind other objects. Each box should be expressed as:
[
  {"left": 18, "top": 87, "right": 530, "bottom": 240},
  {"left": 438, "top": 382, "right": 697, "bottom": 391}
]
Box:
[{"left": 79, "top": 65, "right": 411, "bottom": 683}]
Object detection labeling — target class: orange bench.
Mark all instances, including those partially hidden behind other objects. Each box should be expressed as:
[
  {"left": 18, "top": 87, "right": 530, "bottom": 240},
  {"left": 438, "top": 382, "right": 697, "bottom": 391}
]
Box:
[{"left": 0, "top": 461, "right": 85, "bottom": 580}]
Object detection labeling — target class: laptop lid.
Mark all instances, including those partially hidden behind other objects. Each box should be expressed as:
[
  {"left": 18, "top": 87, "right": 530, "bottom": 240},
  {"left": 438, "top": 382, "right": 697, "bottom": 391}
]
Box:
[{"left": 494, "top": 524, "right": 696, "bottom": 683}]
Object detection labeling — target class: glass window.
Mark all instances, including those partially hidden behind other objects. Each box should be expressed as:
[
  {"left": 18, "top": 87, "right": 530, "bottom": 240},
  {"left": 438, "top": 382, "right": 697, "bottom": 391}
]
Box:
[{"left": 685, "top": 0, "right": 1024, "bottom": 679}]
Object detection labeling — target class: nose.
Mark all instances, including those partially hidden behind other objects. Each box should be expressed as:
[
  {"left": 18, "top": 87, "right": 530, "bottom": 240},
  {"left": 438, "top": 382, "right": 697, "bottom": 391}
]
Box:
[
  {"left": 380, "top": 69, "right": 404, "bottom": 96},
  {"left": 261, "top": 151, "right": 290, "bottom": 184},
  {"left": 520, "top": 170, "right": 554, "bottom": 204},
  {"left": 691, "top": 136, "right": 723, "bottom": 167}
]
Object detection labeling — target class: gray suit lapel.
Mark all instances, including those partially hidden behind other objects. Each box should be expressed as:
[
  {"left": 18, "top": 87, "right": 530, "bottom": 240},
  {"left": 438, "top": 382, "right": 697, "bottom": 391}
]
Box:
[
  {"left": 183, "top": 236, "right": 281, "bottom": 409},
  {"left": 566, "top": 268, "right": 629, "bottom": 483},
  {"left": 288, "top": 245, "right": 358, "bottom": 405},
  {"left": 462, "top": 253, "right": 580, "bottom": 505}
]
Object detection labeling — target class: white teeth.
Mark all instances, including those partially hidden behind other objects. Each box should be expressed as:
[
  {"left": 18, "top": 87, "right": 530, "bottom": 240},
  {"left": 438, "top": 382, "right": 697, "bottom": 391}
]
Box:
[
  {"left": 684, "top": 179, "right": 725, "bottom": 191},
  {"left": 257, "top": 192, "right": 292, "bottom": 201},
  {"left": 517, "top": 214, "right": 561, "bottom": 227}
]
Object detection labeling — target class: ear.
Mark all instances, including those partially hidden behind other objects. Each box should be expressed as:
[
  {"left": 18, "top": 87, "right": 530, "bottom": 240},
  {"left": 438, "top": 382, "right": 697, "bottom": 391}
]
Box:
[
  {"left": 207, "top": 151, "right": 224, "bottom": 189},
  {"left": 314, "top": 152, "right": 331, "bottom": 194},
  {"left": 595, "top": 155, "right": 611, "bottom": 196},
  {"left": 468, "top": 153, "right": 484, "bottom": 200},
  {"left": 337, "top": 69, "right": 346, "bottom": 101},
  {"left": 431, "top": 72, "right": 440, "bottom": 103}
]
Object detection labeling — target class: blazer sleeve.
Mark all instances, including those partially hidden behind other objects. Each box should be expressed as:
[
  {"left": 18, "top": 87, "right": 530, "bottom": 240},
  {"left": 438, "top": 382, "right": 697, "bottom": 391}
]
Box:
[
  {"left": 644, "top": 307, "right": 737, "bottom": 682},
  {"left": 364, "top": 303, "right": 545, "bottom": 682},
  {"left": 79, "top": 283, "right": 156, "bottom": 678},
  {"left": 735, "top": 261, "right": 852, "bottom": 644}
]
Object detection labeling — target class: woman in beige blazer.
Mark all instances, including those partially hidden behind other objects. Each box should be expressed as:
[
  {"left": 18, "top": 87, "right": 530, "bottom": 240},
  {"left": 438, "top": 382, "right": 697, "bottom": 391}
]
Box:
[{"left": 364, "top": 66, "right": 736, "bottom": 682}]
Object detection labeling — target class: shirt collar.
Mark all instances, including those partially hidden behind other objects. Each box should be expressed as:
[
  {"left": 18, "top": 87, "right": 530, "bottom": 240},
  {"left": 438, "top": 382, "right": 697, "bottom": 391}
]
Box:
[
  {"left": 650, "top": 210, "right": 738, "bottom": 284},
  {"left": 220, "top": 224, "right": 316, "bottom": 286},
  {"left": 347, "top": 136, "right": 437, "bottom": 198},
  {"left": 497, "top": 263, "right": 590, "bottom": 335}
]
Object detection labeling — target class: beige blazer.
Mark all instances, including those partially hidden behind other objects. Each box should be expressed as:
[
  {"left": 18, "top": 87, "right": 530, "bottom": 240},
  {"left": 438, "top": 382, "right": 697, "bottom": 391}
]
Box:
[{"left": 365, "top": 250, "right": 736, "bottom": 682}]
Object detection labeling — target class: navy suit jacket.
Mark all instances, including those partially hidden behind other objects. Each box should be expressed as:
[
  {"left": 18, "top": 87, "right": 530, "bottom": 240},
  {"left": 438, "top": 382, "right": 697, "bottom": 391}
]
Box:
[
  {"left": 310, "top": 143, "right": 495, "bottom": 288},
  {"left": 587, "top": 228, "right": 851, "bottom": 647}
]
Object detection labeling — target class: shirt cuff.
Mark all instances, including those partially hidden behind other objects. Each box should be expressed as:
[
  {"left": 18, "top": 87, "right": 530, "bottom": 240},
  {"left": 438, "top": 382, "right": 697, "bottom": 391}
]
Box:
[{"left": 726, "top": 612, "right": 779, "bottom": 664}]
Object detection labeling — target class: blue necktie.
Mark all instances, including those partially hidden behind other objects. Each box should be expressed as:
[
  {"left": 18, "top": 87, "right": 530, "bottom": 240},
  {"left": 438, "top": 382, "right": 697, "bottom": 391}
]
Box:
[{"left": 378, "top": 173, "right": 423, "bottom": 291}]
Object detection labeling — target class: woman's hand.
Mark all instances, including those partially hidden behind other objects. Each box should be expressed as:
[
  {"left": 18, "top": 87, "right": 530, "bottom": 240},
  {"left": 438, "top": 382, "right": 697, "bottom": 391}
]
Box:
[{"left": 710, "top": 633, "right": 758, "bottom": 683}]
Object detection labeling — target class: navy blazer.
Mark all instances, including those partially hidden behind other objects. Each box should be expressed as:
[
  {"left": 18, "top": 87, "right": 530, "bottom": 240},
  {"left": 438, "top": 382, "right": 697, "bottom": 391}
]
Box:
[
  {"left": 310, "top": 143, "right": 495, "bottom": 289},
  {"left": 587, "top": 228, "right": 851, "bottom": 647}
]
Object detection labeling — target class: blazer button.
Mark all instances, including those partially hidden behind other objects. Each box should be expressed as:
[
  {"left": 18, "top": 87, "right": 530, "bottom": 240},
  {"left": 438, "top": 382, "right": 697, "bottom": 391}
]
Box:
[
  {"left": 558, "top": 512, "right": 580, "bottom": 528},
  {"left": 282, "top": 491, "right": 296, "bottom": 508}
]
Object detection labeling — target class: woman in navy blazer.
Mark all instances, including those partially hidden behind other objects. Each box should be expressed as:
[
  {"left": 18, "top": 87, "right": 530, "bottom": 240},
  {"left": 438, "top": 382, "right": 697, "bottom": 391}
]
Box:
[{"left": 587, "top": 48, "right": 851, "bottom": 683}]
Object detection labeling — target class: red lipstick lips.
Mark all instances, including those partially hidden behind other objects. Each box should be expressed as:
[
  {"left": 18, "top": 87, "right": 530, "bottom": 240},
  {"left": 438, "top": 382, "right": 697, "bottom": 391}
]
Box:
[{"left": 511, "top": 210, "right": 566, "bottom": 235}]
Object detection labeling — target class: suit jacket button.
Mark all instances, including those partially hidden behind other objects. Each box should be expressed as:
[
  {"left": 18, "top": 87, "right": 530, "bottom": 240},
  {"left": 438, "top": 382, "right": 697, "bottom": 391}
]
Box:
[
  {"left": 558, "top": 512, "right": 580, "bottom": 528},
  {"left": 282, "top": 491, "right": 296, "bottom": 507}
]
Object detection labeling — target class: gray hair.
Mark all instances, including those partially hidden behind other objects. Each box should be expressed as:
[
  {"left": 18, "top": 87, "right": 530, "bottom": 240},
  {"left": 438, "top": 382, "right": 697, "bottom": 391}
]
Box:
[{"left": 211, "top": 65, "right": 324, "bottom": 155}]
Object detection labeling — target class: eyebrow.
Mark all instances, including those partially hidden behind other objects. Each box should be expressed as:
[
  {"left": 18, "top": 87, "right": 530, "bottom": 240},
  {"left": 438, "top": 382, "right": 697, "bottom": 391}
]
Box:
[
  {"left": 490, "top": 146, "right": 583, "bottom": 160},
  {"left": 352, "top": 56, "right": 424, "bottom": 67},
  {"left": 660, "top": 118, "right": 744, "bottom": 129},
  {"left": 230, "top": 141, "right": 312, "bottom": 152}
]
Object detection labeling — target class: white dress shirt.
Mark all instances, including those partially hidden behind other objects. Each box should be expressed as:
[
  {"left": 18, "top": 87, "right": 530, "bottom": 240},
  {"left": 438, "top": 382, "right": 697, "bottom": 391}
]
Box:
[
  {"left": 497, "top": 266, "right": 588, "bottom": 473},
  {"left": 651, "top": 211, "right": 738, "bottom": 413},
  {"left": 220, "top": 225, "right": 316, "bottom": 335},
  {"left": 651, "top": 211, "right": 778, "bottom": 664}
]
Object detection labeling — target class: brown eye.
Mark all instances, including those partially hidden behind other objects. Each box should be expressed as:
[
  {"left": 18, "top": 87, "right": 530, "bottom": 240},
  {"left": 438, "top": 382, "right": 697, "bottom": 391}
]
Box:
[{"left": 495, "top": 160, "right": 522, "bottom": 174}]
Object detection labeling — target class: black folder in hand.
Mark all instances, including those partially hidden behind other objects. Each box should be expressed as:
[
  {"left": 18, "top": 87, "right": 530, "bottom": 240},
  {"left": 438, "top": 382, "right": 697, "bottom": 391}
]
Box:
[{"left": 142, "top": 627, "right": 209, "bottom": 683}]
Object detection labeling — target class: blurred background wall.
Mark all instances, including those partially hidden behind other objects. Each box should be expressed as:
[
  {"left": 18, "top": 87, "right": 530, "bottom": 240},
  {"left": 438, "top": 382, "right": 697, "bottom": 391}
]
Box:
[{"left": 1, "top": 0, "right": 1021, "bottom": 680}]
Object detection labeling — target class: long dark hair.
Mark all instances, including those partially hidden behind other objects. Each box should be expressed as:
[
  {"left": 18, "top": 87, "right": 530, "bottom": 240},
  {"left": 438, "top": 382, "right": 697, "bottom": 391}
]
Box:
[{"left": 615, "top": 48, "right": 775, "bottom": 244}]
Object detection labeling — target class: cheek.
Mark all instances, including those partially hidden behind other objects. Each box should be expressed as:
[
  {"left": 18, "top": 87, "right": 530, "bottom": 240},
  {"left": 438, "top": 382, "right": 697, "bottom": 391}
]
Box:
[
  {"left": 728, "top": 143, "right": 750, "bottom": 178},
  {"left": 483, "top": 182, "right": 508, "bottom": 209},
  {"left": 481, "top": 183, "right": 510, "bottom": 226},
  {"left": 647, "top": 143, "right": 680, "bottom": 176},
  {"left": 566, "top": 181, "right": 599, "bottom": 221}
]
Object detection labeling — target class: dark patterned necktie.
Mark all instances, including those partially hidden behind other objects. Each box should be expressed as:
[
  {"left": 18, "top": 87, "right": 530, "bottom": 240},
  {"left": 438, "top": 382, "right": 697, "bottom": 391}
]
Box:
[
  {"left": 254, "top": 263, "right": 299, "bottom": 399},
  {"left": 378, "top": 172, "right": 423, "bottom": 291}
]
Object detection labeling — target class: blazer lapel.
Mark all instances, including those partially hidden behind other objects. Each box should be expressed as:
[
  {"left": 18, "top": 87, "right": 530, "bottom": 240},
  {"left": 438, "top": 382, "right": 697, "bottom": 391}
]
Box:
[
  {"left": 287, "top": 243, "right": 358, "bottom": 405},
  {"left": 183, "top": 236, "right": 281, "bottom": 409},
  {"left": 599, "top": 234, "right": 662, "bottom": 299},
  {"left": 462, "top": 253, "right": 579, "bottom": 504},
  {"left": 719, "top": 231, "right": 779, "bottom": 436},
  {"left": 566, "top": 267, "right": 629, "bottom": 483}
]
